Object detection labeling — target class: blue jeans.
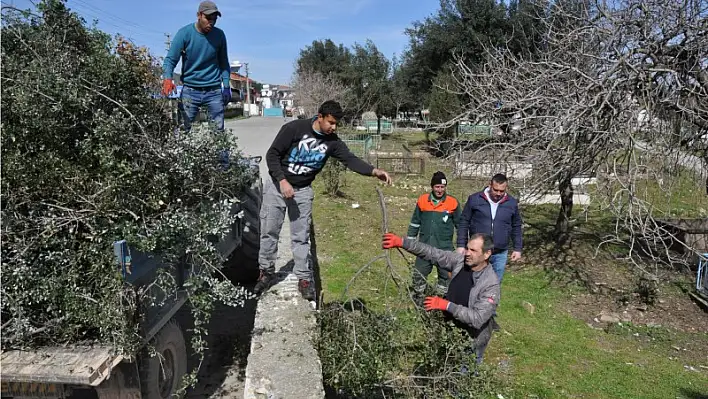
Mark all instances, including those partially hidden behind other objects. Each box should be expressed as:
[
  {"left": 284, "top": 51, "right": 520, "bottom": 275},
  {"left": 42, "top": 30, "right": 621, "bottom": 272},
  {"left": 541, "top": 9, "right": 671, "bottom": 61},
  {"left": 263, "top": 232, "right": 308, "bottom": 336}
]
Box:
[
  {"left": 179, "top": 86, "right": 225, "bottom": 132},
  {"left": 490, "top": 250, "right": 508, "bottom": 284}
]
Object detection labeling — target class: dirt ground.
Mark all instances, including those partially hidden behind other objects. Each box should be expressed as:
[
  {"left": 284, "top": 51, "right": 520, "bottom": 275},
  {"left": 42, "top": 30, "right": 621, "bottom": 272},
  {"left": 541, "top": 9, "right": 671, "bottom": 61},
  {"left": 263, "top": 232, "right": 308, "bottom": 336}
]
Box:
[
  {"left": 518, "top": 235, "right": 708, "bottom": 368},
  {"left": 565, "top": 274, "right": 708, "bottom": 334}
]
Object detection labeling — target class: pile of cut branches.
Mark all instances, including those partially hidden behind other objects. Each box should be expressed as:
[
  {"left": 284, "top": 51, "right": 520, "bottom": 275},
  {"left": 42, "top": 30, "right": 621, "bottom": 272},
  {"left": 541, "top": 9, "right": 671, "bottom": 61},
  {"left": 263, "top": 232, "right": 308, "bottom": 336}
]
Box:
[{"left": 1, "top": 0, "right": 253, "bottom": 356}]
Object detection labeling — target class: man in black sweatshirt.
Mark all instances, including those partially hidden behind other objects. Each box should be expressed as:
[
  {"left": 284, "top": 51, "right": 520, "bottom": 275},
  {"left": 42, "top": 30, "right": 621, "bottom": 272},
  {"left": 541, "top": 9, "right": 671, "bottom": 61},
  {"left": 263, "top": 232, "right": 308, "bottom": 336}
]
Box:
[{"left": 254, "top": 100, "right": 392, "bottom": 300}]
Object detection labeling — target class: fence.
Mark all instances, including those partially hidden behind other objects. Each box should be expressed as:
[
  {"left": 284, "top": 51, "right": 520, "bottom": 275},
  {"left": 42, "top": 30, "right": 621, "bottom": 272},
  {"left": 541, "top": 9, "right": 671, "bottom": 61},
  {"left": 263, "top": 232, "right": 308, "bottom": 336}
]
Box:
[
  {"left": 341, "top": 134, "right": 377, "bottom": 162},
  {"left": 362, "top": 120, "right": 393, "bottom": 134},
  {"left": 457, "top": 124, "right": 493, "bottom": 136},
  {"left": 698, "top": 254, "right": 708, "bottom": 300},
  {"left": 453, "top": 150, "right": 533, "bottom": 182},
  {"left": 374, "top": 156, "right": 426, "bottom": 175}
]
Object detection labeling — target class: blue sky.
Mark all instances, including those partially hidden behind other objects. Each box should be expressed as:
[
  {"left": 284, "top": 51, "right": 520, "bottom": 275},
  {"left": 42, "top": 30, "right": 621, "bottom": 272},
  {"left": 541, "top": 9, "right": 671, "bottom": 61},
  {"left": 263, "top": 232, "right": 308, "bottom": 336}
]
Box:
[{"left": 9, "top": 0, "right": 439, "bottom": 84}]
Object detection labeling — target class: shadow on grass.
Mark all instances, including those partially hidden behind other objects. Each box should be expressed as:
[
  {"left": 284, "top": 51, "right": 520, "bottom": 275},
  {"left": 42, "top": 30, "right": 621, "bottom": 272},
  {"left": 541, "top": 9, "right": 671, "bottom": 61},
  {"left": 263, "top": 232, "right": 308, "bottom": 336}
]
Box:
[
  {"left": 319, "top": 189, "right": 354, "bottom": 200},
  {"left": 679, "top": 388, "right": 708, "bottom": 399},
  {"left": 521, "top": 204, "right": 626, "bottom": 293}
]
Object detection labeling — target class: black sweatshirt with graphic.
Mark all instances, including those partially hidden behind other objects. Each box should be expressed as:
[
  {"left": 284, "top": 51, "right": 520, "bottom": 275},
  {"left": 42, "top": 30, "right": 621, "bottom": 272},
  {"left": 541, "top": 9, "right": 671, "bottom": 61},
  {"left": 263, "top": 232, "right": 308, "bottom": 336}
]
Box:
[{"left": 266, "top": 118, "right": 375, "bottom": 188}]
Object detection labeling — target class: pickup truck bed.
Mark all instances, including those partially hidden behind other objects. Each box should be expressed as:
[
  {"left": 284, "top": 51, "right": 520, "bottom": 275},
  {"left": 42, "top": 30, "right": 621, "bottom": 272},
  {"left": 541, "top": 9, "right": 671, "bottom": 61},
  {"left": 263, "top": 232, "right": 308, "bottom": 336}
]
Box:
[{"left": 1, "top": 347, "right": 122, "bottom": 386}]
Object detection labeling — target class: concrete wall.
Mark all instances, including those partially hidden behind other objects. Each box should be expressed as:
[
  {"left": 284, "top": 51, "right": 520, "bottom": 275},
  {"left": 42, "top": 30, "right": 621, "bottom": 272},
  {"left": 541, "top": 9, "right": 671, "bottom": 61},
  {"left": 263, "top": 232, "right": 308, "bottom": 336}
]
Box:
[
  {"left": 519, "top": 191, "right": 592, "bottom": 205},
  {"left": 455, "top": 161, "right": 597, "bottom": 205},
  {"left": 455, "top": 161, "right": 534, "bottom": 180}
]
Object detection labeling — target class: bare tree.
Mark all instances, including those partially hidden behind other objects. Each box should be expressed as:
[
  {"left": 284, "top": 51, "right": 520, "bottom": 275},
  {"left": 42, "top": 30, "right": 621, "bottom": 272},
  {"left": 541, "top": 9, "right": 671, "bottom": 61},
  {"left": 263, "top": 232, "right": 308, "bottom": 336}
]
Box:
[
  {"left": 448, "top": 0, "right": 707, "bottom": 264},
  {"left": 292, "top": 69, "right": 351, "bottom": 117}
]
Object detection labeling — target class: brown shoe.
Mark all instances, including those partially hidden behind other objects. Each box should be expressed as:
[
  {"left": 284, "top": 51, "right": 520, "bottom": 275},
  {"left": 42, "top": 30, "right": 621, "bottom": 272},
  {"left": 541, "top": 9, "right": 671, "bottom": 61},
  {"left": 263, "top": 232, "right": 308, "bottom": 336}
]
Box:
[{"left": 253, "top": 271, "right": 274, "bottom": 295}]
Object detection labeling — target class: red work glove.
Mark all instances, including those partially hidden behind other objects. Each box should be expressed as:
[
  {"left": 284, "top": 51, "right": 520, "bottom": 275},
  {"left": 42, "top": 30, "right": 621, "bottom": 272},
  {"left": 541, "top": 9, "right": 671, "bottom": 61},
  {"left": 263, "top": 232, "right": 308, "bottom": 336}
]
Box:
[
  {"left": 161, "top": 78, "right": 176, "bottom": 96},
  {"left": 382, "top": 233, "right": 403, "bottom": 249},
  {"left": 424, "top": 296, "right": 450, "bottom": 312}
]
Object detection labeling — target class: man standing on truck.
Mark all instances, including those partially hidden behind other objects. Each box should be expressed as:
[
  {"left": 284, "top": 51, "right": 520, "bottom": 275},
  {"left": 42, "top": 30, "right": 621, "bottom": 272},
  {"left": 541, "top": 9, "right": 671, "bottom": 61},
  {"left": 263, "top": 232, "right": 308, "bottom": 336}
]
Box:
[
  {"left": 254, "top": 100, "right": 393, "bottom": 300},
  {"left": 161, "top": 1, "right": 232, "bottom": 132},
  {"left": 382, "top": 231, "right": 500, "bottom": 367},
  {"left": 407, "top": 171, "right": 461, "bottom": 303}
]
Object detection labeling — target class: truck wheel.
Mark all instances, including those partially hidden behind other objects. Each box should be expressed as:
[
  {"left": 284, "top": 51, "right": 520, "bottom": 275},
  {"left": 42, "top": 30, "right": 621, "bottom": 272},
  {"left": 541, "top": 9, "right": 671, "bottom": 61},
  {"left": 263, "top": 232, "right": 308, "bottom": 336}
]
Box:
[
  {"left": 226, "top": 178, "right": 262, "bottom": 283},
  {"left": 240, "top": 178, "right": 262, "bottom": 260},
  {"left": 140, "top": 320, "right": 187, "bottom": 399}
]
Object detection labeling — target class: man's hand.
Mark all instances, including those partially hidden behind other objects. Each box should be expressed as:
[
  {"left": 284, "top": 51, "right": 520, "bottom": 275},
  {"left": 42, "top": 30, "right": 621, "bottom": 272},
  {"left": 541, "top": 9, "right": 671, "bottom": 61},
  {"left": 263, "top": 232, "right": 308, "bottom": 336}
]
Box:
[
  {"left": 456, "top": 247, "right": 466, "bottom": 255},
  {"left": 279, "top": 179, "right": 295, "bottom": 199},
  {"left": 382, "top": 232, "right": 403, "bottom": 249},
  {"left": 161, "top": 79, "right": 176, "bottom": 96},
  {"left": 372, "top": 168, "right": 392, "bottom": 185},
  {"left": 222, "top": 88, "right": 232, "bottom": 105},
  {"left": 424, "top": 296, "right": 450, "bottom": 312},
  {"left": 510, "top": 251, "right": 522, "bottom": 262}
]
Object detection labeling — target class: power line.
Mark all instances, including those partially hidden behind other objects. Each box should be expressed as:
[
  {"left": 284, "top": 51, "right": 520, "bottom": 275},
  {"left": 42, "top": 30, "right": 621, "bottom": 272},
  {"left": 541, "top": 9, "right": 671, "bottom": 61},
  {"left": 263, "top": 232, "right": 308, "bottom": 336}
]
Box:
[
  {"left": 69, "top": 0, "right": 165, "bottom": 36},
  {"left": 70, "top": 5, "right": 164, "bottom": 44}
]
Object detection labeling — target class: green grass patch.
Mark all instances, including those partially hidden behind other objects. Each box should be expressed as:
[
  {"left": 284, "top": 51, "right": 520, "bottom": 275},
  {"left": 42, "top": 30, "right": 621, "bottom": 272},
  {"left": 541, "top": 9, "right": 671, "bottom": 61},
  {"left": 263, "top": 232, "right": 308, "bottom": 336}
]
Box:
[
  {"left": 635, "top": 171, "right": 708, "bottom": 217},
  {"left": 489, "top": 271, "right": 708, "bottom": 398}
]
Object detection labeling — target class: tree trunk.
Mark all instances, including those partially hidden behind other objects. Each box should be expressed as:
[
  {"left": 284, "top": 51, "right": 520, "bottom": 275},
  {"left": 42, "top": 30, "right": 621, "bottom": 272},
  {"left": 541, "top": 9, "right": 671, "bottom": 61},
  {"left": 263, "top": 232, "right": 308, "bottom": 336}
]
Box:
[{"left": 555, "top": 177, "right": 574, "bottom": 244}]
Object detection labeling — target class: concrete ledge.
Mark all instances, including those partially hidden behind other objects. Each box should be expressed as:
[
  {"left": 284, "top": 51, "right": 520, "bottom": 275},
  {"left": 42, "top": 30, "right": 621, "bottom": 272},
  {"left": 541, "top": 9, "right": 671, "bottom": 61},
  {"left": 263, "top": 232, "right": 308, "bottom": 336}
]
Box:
[
  {"left": 243, "top": 219, "right": 324, "bottom": 399},
  {"left": 519, "top": 192, "right": 591, "bottom": 205}
]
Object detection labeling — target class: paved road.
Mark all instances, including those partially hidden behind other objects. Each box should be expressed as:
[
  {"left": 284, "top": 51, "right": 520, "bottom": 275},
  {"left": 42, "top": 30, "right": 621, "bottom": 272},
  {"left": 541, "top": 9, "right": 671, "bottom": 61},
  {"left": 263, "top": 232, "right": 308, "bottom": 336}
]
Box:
[
  {"left": 227, "top": 116, "right": 290, "bottom": 177},
  {"left": 186, "top": 116, "right": 289, "bottom": 399}
]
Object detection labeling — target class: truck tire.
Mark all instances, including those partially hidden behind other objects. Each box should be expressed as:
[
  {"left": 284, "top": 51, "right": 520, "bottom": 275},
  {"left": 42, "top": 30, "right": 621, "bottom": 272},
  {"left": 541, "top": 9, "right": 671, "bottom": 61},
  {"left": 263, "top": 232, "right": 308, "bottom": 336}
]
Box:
[
  {"left": 140, "top": 320, "right": 187, "bottom": 399},
  {"left": 240, "top": 178, "right": 262, "bottom": 260},
  {"left": 225, "top": 177, "right": 262, "bottom": 283}
]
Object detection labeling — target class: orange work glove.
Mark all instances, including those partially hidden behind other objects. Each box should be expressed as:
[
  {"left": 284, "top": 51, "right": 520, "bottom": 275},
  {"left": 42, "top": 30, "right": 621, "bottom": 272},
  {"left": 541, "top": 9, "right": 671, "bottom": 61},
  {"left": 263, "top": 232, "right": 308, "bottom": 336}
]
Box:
[
  {"left": 382, "top": 232, "right": 403, "bottom": 249},
  {"left": 424, "top": 296, "right": 450, "bottom": 312},
  {"left": 161, "top": 78, "right": 176, "bottom": 96}
]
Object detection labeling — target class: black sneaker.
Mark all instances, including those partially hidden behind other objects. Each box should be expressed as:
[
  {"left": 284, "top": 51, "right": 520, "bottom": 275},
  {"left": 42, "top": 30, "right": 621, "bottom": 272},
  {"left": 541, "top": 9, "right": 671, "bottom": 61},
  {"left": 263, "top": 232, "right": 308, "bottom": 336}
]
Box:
[
  {"left": 253, "top": 271, "right": 274, "bottom": 295},
  {"left": 298, "top": 279, "right": 315, "bottom": 301}
]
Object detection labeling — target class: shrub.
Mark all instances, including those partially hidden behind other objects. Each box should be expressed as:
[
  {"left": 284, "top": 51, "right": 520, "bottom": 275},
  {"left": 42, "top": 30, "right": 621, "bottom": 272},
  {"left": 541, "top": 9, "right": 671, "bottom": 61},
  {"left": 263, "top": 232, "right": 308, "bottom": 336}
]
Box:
[
  {"left": 321, "top": 159, "right": 348, "bottom": 196},
  {"left": 318, "top": 302, "right": 507, "bottom": 398}
]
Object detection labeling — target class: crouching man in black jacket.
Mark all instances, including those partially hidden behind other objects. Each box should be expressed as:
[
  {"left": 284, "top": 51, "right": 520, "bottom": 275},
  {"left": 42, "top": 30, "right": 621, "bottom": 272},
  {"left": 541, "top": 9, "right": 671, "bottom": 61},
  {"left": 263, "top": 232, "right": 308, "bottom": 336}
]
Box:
[{"left": 383, "top": 231, "right": 500, "bottom": 366}]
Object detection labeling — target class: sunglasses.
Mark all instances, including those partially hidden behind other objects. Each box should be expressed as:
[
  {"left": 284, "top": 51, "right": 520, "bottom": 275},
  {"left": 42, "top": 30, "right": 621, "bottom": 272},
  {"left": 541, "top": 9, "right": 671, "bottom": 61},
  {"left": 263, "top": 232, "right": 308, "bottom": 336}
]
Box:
[{"left": 201, "top": 13, "right": 218, "bottom": 22}]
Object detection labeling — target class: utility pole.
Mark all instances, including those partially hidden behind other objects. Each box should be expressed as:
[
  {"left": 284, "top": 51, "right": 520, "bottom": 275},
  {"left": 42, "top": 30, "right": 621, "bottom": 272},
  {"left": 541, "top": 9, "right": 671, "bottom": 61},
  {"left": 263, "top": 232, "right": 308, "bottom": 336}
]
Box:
[
  {"left": 164, "top": 33, "right": 177, "bottom": 123},
  {"left": 163, "top": 33, "right": 172, "bottom": 80},
  {"left": 244, "top": 62, "right": 251, "bottom": 117}
]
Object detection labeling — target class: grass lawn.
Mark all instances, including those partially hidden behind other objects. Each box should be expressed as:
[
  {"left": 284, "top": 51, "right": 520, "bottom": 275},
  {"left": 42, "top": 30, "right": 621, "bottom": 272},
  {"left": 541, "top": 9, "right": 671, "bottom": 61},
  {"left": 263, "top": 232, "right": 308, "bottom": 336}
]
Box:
[{"left": 312, "top": 144, "right": 708, "bottom": 398}]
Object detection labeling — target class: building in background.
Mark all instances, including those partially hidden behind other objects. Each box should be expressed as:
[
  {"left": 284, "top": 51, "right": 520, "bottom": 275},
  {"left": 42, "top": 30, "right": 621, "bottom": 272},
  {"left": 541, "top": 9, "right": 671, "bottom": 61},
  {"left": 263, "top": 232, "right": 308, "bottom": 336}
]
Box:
[
  {"left": 260, "top": 84, "right": 294, "bottom": 109},
  {"left": 277, "top": 85, "right": 295, "bottom": 109},
  {"left": 230, "top": 71, "right": 257, "bottom": 103}
]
